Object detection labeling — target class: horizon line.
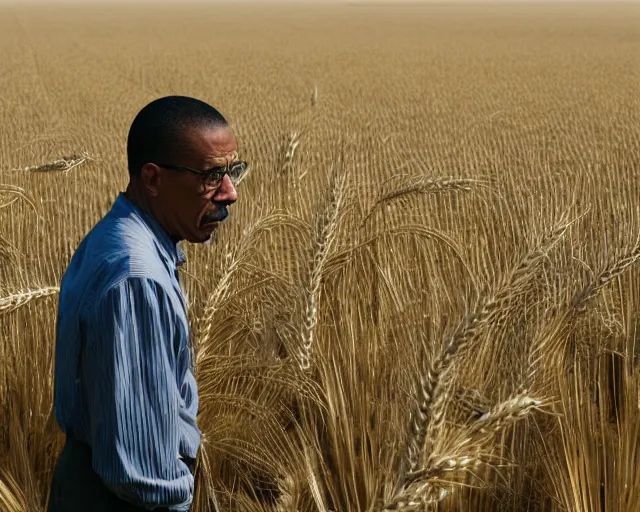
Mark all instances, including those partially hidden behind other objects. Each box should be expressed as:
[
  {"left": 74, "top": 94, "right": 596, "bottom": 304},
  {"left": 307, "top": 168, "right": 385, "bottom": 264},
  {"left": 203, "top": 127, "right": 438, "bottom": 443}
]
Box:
[{"left": 1, "top": 0, "right": 639, "bottom": 4}]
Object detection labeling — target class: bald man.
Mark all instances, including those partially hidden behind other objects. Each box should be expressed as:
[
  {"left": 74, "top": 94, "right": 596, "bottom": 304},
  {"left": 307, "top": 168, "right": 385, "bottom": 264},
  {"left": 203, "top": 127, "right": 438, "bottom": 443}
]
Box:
[{"left": 48, "top": 96, "right": 247, "bottom": 511}]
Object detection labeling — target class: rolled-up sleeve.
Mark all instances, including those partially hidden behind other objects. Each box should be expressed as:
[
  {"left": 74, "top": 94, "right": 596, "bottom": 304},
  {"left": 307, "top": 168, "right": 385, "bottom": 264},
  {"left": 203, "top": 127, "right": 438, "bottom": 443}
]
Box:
[{"left": 81, "top": 276, "right": 193, "bottom": 511}]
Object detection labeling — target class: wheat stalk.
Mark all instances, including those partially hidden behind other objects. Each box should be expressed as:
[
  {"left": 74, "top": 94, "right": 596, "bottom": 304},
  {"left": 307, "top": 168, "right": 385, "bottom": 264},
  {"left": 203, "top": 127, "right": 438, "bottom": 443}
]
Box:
[
  {"left": 470, "top": 394, "right": 544, "bottom": 435},
  {"left": 571, "top": 232, "right": 640, "bottom": 313},
  {"left": 401, "top": 216, "right": 573, "bottom": 485},
  {"left": 0, "top": 286, "right": 59, "bottom": 315},
  {"left": 298, "top": 170, "right": 347, "bottom": 371},
  {"left": 359, "top": 176, "right": 490, "bottom": 229},
  {"left": 384, "top": 454, "right": 494, "bottom": 511},
  {"left": 524, "top": 231, "right": 640, "bottom": 389},
  {"left": 404, "top": 393, "right": 544, "bottom": 491},
  {"left": 11, "top": 151, "right": 93, "bottom": 173},
  {"left": 402, "top": 287, "right": 509, "bottom": 479},
  {"left": 451, "top": 387, "right": 491, "bottom": 422},
  {"left": 0, "top": 232, "right": 22, "bottom": 265},
  {"left": 0, "top": 184, "right": 39, "bottom": 216},
  {"left": 326, "top": 224, "right": 476, "bottom": 292},
  {"left": 0, "top": 468, "right": 25, "bottom": 512},
  {"left": 196, "top": 212, "right": 308, "bottom": 367},
  {"left": 281, "top": 132, "right": 303, "bottom": 175}
]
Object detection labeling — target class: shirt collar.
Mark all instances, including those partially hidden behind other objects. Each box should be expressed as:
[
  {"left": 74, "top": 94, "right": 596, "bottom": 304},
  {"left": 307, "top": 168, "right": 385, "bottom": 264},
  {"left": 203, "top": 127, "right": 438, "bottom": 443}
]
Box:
[{"left": 116, "top": 192, "right": 186, "bottom": 268}]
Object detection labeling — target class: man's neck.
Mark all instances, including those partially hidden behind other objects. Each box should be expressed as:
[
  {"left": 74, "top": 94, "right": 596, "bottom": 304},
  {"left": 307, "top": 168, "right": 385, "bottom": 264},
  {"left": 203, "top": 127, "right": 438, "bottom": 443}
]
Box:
[
  {"left": 123, "top": 182, "right": 150, "bottom": 215},
  {"left": 123, "top": 183, "right": 180, "bottom": 245}
]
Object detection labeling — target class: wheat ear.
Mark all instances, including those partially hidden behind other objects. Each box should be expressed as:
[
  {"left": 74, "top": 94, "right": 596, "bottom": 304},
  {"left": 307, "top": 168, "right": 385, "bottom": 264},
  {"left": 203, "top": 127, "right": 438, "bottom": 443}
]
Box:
[
  {"left": 402, "top": 215, "right": 573, "bottom": 483},
  {"left": 11, "top": 151, "right": 93, "bottom": 173},
  {"left": 572, "top": 231, "right": 640, "bottom": 313},
  {"left": 406, "top": 393, "right": 543, "bottom": 490},
  {"left": 0, "top": 287, "right": 59, "bottom": 315},
  {"left": 469, "top": 394, "right": 544, "bottom": 435},
  {"left": 385, "top": 454, "right": 493, "bottom": 511},
  {"left": 524, "top": 231, "right": 640, "bottom": 388},
  {"left": 298, "top": 170, "right": 347, "bottom": 371}
]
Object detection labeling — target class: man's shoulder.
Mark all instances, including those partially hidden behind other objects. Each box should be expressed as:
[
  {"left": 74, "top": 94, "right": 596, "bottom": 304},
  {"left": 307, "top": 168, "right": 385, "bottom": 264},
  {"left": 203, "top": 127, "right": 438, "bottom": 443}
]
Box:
[{"left": 59, "top": 206, "right": 167, "bottom": 314}]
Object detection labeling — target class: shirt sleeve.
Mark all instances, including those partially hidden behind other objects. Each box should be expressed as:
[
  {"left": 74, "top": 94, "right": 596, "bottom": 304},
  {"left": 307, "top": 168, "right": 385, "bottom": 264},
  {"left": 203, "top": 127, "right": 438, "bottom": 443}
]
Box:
[{"left": 80, "top": 276, "right": 193, "bottom": 511}]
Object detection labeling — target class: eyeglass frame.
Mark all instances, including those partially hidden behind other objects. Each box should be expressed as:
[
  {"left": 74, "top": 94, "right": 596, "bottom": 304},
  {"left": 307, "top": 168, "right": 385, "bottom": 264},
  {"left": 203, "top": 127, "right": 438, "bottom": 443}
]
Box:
[{"left": 154, "top": 160, "right": 248, "bottom": 190}]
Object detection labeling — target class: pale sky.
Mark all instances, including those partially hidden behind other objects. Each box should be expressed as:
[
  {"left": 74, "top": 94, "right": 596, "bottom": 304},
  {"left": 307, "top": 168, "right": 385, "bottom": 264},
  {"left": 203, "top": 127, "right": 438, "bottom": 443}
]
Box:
[{"left": 2, "top": 0, "right": 638, "bottom": 4}]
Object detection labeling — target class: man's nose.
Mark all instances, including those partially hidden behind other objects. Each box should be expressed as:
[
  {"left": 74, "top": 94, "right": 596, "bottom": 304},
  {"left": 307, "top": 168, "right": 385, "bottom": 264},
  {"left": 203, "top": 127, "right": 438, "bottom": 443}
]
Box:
[{"left": 213, "top": 174, "right": 238, "bottom": 203}]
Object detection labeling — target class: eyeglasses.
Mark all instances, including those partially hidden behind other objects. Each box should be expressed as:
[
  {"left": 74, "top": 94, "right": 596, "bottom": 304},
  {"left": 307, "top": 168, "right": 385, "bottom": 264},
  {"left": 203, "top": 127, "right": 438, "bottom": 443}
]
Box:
[{"left": 156, "top": 160, "right": 248, "bottom": 190}]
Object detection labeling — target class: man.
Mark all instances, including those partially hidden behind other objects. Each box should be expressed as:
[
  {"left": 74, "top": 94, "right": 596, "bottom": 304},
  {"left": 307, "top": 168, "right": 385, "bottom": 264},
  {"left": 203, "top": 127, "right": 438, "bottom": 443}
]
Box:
[{"left": 48, "top": 96, "right": 246, "bottom": 511}]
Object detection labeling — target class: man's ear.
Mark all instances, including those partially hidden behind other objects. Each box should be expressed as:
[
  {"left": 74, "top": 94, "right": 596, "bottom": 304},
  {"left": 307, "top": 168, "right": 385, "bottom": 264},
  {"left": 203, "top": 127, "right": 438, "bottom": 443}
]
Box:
[{"left": 140, "top": 163, "right": 162, "bottom": 197}]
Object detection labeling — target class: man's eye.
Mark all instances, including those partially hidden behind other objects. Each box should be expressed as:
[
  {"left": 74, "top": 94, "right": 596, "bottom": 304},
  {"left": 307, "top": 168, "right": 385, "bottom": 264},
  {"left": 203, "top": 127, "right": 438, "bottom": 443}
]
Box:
[{"left": 205, "top": 172, "right": 222, "bottom": 182}]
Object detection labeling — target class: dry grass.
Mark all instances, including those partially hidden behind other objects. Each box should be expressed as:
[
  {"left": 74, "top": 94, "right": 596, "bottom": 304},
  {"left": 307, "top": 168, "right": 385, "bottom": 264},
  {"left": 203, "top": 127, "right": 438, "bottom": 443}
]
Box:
[
  {"left": 1, "top": 2, "right": 640, "bottom": 512},
  {"left": 0, "top": 286, "right": 59, "bottom": 315},
  {"left": 10, "top": 152, "right": 93, "bottom": 174}
]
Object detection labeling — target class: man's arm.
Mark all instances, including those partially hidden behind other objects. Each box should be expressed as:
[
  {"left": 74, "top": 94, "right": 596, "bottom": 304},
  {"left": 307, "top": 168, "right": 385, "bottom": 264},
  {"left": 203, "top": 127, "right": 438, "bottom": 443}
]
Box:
[{"left": 81, "top": 276, "right": 193, "bottom": 511}]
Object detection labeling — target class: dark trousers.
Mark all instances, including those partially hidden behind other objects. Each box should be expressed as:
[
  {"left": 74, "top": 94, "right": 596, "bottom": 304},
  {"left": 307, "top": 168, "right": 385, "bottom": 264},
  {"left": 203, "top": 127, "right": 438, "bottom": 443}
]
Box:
[{"left": 47, "top": 435, "right": 189, "bottom": 512}]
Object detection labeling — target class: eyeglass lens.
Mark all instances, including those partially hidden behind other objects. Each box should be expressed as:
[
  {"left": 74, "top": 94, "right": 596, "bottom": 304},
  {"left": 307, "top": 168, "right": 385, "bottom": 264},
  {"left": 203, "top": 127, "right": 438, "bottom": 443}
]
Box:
[{"left": 205, "top": 162, "right": 246, "bottom": 187}]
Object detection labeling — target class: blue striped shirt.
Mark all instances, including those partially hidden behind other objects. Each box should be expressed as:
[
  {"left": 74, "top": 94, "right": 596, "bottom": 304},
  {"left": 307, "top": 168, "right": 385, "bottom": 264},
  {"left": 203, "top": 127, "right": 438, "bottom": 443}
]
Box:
[{"left": 52, "top": 192, "right": 200, "bottom": 511}]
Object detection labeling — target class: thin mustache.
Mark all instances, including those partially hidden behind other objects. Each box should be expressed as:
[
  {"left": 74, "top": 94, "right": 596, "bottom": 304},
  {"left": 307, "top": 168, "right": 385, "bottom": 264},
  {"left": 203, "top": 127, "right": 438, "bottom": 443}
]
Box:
[{"left": 203, "top": 205, "right": 228, "bottom": 223}]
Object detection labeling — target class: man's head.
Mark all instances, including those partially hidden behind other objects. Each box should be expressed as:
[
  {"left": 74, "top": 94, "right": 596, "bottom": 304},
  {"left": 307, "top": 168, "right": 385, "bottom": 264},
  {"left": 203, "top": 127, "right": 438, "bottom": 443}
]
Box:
[{"left": 126, "top": 95, "right": 241, "bottom": 244}]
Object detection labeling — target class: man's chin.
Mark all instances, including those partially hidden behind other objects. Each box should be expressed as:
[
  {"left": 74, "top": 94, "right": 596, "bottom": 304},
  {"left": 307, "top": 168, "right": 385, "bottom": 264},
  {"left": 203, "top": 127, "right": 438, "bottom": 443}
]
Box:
[{"left": 182, "top": 230, "right": 216, "bottom": 245}]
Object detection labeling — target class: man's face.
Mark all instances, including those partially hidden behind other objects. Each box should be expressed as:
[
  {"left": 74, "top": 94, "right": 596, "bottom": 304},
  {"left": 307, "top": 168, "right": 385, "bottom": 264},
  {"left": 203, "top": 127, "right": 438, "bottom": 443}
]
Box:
[{"left": 154, "top": 125, "right": 239, "bottom": 244}]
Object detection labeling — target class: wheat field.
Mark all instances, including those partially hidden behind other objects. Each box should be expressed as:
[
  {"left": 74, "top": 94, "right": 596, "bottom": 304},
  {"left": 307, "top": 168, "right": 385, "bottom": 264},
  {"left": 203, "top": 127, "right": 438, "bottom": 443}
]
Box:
[{"left": 1, "top": 2, "right": 640, "bottom": 511}]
